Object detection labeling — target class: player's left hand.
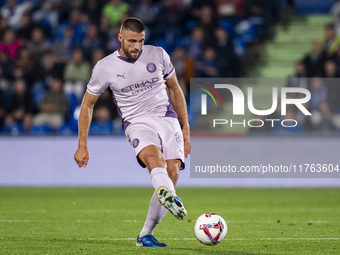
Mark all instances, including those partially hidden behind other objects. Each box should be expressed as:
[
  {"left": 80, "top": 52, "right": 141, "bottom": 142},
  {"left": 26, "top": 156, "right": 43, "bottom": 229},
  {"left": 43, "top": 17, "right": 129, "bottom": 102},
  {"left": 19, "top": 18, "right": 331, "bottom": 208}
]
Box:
[{"left": 182, "top": 126, "right": 191, "bottom": 158}]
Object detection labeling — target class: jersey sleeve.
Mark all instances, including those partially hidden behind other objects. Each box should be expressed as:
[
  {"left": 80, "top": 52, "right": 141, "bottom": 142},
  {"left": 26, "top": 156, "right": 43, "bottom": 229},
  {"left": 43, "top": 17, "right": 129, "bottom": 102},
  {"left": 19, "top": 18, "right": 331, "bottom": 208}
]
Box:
[
  {"left": 86, "top": 62, "right": 109, "bottom": 96},
  {"left": 161, "top": 48, "right": 175, "bottom": 80}
]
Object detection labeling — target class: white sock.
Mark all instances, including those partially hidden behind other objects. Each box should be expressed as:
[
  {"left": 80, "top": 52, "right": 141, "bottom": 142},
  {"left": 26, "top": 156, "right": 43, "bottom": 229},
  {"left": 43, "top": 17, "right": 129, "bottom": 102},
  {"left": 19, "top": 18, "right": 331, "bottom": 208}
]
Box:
[
  {"left": 150, "top": 167, "right": 175, "bottom": 193},
  {"left": 139, "top": 190, "right": 168, "bottom": 237},
  {"left": 139, "top": 167, "right": 175, "bottom": 237}
]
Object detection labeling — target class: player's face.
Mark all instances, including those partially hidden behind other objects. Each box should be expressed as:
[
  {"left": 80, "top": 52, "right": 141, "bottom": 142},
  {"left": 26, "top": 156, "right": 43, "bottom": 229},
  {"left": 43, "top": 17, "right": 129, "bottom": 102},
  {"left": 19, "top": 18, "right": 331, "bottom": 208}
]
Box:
[{"left": 119, "top": 29, "right": 145, "bottom": 60}]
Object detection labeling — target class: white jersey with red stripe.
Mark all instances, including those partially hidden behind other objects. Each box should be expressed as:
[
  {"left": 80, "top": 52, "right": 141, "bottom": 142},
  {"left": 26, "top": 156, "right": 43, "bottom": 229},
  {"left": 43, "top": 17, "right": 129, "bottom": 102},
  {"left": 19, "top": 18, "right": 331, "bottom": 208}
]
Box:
[{"left": 86, "top": 45, "right": 176, "bottom": 128}]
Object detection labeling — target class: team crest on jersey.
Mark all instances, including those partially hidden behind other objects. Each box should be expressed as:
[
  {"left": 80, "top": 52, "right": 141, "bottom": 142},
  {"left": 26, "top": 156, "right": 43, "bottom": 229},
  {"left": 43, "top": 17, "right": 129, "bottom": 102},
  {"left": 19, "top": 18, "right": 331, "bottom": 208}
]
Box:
[
  {"left": 132, "top": 139, "right": 139, "bottom": 148},
  {"left": 147, "top": 63, "right": 156, "bottom": 73},
  {"left": 175, "top": 132, "right": 183, "bottom": 144}
]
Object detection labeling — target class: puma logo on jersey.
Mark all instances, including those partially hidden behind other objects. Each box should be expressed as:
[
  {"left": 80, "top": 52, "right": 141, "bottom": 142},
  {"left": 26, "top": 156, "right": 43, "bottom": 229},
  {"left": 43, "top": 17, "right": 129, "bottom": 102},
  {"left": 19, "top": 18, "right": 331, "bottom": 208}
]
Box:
[{"left": 117, "top": 72, "right": 126, "bottom": 79}]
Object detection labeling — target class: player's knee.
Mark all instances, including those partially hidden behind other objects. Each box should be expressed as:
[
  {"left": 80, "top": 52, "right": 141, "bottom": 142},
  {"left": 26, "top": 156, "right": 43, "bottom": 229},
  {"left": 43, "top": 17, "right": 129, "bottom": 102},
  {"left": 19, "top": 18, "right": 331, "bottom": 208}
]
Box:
[{"left": 145, "top": 155, "right": 166, "bottom": 170}]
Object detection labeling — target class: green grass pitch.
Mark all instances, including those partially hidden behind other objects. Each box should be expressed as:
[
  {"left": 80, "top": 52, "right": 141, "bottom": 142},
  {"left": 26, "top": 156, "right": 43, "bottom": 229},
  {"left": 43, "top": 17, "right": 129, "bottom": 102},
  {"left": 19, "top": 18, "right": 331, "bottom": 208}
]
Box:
[{"left": 0, "top": 188, "right": 339, "bottom": 254}]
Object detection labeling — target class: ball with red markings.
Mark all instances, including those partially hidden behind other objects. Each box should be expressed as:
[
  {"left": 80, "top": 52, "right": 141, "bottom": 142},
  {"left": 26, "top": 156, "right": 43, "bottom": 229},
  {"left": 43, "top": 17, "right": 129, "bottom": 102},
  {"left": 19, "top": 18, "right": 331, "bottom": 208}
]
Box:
[{"left": 194, "top": 213, "right": 227, "bottom": 245}]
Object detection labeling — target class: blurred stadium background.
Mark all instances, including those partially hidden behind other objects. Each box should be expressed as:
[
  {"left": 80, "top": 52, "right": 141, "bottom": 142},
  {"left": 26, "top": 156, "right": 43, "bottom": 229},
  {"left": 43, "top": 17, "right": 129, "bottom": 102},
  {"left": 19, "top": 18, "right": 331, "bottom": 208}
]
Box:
[{"left": 0, "top": 0, "right": 340, "bottom": 187}]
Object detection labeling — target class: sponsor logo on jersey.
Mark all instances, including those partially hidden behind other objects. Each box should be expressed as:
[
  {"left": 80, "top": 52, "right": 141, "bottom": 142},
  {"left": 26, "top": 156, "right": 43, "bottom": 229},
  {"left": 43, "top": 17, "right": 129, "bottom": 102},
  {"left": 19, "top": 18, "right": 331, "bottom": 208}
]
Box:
[{"left": 121, "top": 77, "right": 160, "bottom": 93}]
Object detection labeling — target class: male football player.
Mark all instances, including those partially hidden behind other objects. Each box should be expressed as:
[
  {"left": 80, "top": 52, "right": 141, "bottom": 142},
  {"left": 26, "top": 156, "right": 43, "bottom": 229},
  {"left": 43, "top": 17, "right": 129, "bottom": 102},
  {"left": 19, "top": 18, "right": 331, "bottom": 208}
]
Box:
[{"left": 74, "top": 17, "right": 190, "bottom": 247}]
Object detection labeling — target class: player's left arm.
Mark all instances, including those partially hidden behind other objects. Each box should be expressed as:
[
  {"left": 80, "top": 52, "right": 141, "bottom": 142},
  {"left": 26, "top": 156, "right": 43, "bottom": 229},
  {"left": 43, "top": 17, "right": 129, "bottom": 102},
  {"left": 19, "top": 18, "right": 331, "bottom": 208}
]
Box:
[{"left": 165, "top": 73, "right": 191, "bottom": 158}]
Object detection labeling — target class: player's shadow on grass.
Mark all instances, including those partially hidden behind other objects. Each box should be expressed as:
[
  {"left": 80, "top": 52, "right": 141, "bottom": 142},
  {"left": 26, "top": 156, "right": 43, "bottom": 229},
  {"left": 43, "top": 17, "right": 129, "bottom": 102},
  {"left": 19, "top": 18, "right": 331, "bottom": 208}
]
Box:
[{"left": 173, "top": 248, "right": 275, "bottom": 255}]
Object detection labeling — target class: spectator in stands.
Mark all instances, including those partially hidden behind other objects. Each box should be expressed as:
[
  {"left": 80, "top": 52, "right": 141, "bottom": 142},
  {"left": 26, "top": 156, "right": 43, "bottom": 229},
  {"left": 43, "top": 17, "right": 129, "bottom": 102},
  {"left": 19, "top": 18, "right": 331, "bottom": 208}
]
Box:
[
  {"left": 53, "top": 26, "right": 75, "bottom": 63},
  {"left": 195, "top": 47, "right": 221, "bottom": 77},
  {"left": 32, "top": 51, "right": 63, "bottom": 105},
  {"left": 187, "top": 27, "right": 205, "bottom": 61},
  {"left": 303, "top": 41, "right": 327, "bottom": 77},
  {"left": 14, "top": 47, "right": 33, "bottom": 85},
  {"left": 89, "top": 106, "right": 114, "bottom": 135},
  {"left": 63, "top": 48, "right": 91, "bottom": 101},
  {"left": 1, "top": 0, "right": 32, "bottom": 30},
  {"left": 102, "top": 0, "right": 129, "bottom": 27},
  {"left": 323, "top": 60, "right": 338, "bottom": 78},
  {"left": 287, "top": 61, "right": 308, "bottom": 88},
  {"left": 311, "top": 101, "right": 338, "bottom": 131},
  {"left": 4, "top": 79, "right": 34, "bottom": 133},
  {"left": 321, "top": 23, "right": 340, "bottom": 56},
  {"left": 94, "top": 90, "right": 118, "bottom": 122},
  {"left": 33, "top": 78, "right": 68, "bottom": 130},
  {"left": 32, "top": 0, "right": 59, "bottom": 38},
  {"left": 309, "top": 77, "right": 328, "bottom": 111},
  {"left": 133, "top": 0, "right": 161, "bottom": 26},
  {"left": 27, "top": 27, "right": 51, "bottom": 62},
  {"left": 0, "top": 16, "right": 10, "bottom": 40},
  {"left": 0, "top": 29, "right": 22, "bottom": 59},
  {"left": 91, "top": 48, "right": 105, "bottom": 67},
  {"left": 98, "top": 16, "right": 111, "bottom": 48},
  {"left": 82, "top": 23, "right": 103, "bottom": 60},
  {"left": 0, "top": 51, "right": 13, "bottom": 85},
  {"left": 215, "top": 27, "right": 240, "bottom": 77},
  {"left": 331, "top": 0, "right": 340, "bottom": 35},
  {"left": 323, "top": 60, "right": 340, "bottom": 113},
  {"left": 16, "top": 11, "right": 35, "bottom": 43},
  {"left": 56, "top": 10, "right": 88, "bottom": 46},
  {"left": 196, "top": 5, "right": 219, "bottom": 48},
  {"left": 171, "top": 47, "right": 194, "bottom": 94}
]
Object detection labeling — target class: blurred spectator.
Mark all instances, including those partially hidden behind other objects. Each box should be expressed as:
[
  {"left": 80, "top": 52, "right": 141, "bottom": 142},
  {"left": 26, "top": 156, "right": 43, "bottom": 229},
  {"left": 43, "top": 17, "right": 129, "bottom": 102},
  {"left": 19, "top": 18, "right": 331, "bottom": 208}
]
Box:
[
  {"left": 187, "top": 27, "right": 205, "bottom": 60},
  {"left": 321, "top": 23, "right": 340, "bottom": 56},
  {"left": 33, "top": 78, "right": 68, "bottom": 130},
  {"left": 16, "top": 11, "right": 35, "bottom": 42},
  {"left": 94, "top": 90, "right": 118, "bottom": 121},
  {"left": 102, "top": 0, "right": 129, "bottom": 27},
  {"left": 309, "top": 77, "right": 328, "bottom": 111},
  {"left": 53, "top": 26, "right": 75, "bottom": 63},
  {"left": 0, "top": 51, "right": 13, "bottom": 85},
  {"left": 311, "top": 101, "right": 337, "bottom": 131},
  {"left": 214, "top": 27, "right": 240, "bottom": 77},
  {"left": 196, "top": 5, "right": 219, "bottom": 48},
  {"left": 14, "top": 47, "right": 34, "bottom": 85},
  {"left": 195, "top": 47, "right": 221, "bottom": 77},
  {"left": 323, "top": 60, "right": 338, "bottom": 78},
  {"left": 26, "top": 27, "right": 51, "bottom": 62},
  {"left": 63, "top": 48, "right": 91, "bottom": 101},
  {"left": 32, "top": 51, "right": 63, "bottom": 105},
  {"left": 91, "top": 48, "right": 105, "bottom": 66},
  {"left": 303, "top": 41, "right": 327, "bottom": 77},
  {"left": 82, "top": 0, "right": 106, "bottom": 25},
  {"left": 32, "top": 0, "right": 59, "bottom": 38},
  {"left": 0, "top": 16, "right": 10, "bottom": 40},
  {"left": 56, "top": 10, "right": 88, "bottom": 46},
  {"left": 4, "top": 79, "right": 34, "bottom": 133},
  {"left": 1, "top": 0, "right": 32, "bottom": 30},
  {"left": 287, "top": 61, "right": 307, "bottom": 88},
  {"left": 0, "top": 29, "right": 22, "bottom": 59},
  {"left": 331, "top": 0, "right": 340, "bottom": 35},
  {"left": 89, "top": 106, "right": 114, "bottom": 135},
  {"left": 82, "top": 23, "right": 103, "bottom": 60},
  {"left": 171, "top": 47, "right": 194, "bottom": 93},
  {"left": 98, "top": 16, "right": 111, "bottom": 48},
  {"left": 133, "top": 0, "right": 161, "bottom": 25}
]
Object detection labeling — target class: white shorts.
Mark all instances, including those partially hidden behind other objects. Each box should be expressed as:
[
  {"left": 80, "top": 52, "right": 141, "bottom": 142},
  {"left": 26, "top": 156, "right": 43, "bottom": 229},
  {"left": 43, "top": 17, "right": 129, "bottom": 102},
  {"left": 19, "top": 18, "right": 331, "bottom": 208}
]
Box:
[{"left": 125, "top": 116, "right": 185, "bottom": 169}]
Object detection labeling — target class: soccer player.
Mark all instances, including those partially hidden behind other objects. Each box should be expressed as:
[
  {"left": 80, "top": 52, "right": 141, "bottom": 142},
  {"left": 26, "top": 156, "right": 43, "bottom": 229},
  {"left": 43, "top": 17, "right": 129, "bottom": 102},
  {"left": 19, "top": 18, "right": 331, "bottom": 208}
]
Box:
[{"left": 74, "top": 17, "right": 191, "bottom": 247}]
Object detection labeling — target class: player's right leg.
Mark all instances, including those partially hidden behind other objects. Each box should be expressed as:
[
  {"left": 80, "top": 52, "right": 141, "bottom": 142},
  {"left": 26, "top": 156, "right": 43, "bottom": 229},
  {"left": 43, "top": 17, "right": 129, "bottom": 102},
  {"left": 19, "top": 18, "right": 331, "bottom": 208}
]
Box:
[{"left": 139, "top": 145, "right": 187, "bottom": 220}]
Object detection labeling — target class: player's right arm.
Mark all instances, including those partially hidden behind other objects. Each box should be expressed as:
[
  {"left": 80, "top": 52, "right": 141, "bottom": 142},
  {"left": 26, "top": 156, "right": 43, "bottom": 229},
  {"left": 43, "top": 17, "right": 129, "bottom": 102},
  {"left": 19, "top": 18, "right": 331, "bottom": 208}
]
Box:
[{"left": 74, "top": 92, "right": 99, "bottom": 168}]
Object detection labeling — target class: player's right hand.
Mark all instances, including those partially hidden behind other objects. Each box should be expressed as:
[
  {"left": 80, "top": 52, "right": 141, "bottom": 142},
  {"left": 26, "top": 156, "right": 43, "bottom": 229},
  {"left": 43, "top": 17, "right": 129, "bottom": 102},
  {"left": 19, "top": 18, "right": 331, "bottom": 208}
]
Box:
[{"left": 74, "top": 146, "right": 90, "bottom": 168}]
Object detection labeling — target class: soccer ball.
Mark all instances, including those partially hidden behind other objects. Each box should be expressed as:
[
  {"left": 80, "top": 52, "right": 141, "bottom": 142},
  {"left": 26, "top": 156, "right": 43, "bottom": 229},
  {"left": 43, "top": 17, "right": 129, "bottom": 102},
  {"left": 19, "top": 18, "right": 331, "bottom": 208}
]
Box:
[{"left": 194, "top": 213, "right": 227, "bottom": 245}]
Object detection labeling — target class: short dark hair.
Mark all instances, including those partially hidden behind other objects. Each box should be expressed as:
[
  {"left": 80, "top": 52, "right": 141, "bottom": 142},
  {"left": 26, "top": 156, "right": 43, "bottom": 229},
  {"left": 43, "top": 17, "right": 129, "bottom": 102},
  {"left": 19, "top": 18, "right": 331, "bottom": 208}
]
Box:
[{"left": 120, "top": 17, "right": 145, "bottom": 33}]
